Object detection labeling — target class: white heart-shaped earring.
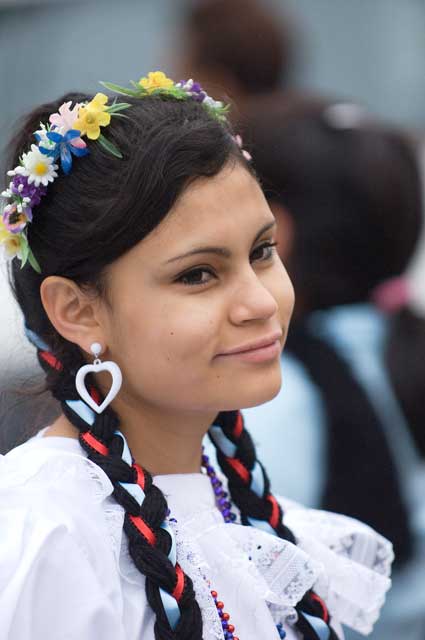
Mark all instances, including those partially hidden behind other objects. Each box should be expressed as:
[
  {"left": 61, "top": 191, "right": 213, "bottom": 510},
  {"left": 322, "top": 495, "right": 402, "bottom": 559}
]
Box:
[{"left": 75, "top": 342, "right": 123, "bottom": 414}]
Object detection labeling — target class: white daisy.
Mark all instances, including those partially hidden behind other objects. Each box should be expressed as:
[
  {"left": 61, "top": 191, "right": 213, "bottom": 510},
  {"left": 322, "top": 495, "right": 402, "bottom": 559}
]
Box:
[{"left": 19, "top": 144, "right": 58, "bottom": 187}]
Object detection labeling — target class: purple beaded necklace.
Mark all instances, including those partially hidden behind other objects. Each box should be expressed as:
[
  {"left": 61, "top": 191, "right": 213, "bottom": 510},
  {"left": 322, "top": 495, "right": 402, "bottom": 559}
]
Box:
[
  {"left": 199, "top": 450, "right": 286, "bottom": 640},
  {"left": 202, "top": 450, "right": 237, "bottom": 523}
]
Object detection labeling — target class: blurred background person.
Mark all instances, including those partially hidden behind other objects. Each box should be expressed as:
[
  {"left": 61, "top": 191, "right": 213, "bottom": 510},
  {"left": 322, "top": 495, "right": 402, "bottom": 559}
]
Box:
[
  {"left": 242, "top": 94, "right": 425, "bottom": 640},
  {"left": 177, "top": 0, "right": 297, "bottom": 122}
]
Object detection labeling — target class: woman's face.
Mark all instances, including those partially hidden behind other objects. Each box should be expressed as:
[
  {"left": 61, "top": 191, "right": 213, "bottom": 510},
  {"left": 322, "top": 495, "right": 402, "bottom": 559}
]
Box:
[{"left": 101, "top": 163, "right": 294, "bottom": 414}]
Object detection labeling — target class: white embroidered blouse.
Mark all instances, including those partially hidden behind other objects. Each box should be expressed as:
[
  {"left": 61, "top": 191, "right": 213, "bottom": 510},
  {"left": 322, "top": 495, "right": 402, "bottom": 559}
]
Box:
[{"left": 0, "top": 433, "right": 393, "bottom": 640}]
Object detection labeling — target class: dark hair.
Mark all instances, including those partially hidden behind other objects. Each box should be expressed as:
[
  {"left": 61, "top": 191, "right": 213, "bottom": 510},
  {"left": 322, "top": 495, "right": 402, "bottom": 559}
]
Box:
[
  {"left": 6, "top": 93, "right": 335, "bottom": 639},
  {"left": 184, "top": 0, "right": 295, "bottom": 94},
  {"left": 245, "top": 94, "right": 425, "bottom": 564}
]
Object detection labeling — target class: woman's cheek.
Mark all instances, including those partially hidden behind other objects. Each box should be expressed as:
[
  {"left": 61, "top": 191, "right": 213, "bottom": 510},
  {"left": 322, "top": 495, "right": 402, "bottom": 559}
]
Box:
[{"left": 150, "top": 300, "right": 220, "bottom": 364}]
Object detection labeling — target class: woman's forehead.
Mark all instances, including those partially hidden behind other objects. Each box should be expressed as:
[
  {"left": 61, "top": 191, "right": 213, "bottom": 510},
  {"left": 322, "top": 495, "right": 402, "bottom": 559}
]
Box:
[{"left": 150, "top": 165, "right": 273, "bottom": 249}]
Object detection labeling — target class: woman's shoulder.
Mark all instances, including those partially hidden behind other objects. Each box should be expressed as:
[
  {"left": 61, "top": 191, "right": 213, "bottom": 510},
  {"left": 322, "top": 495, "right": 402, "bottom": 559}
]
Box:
[
  {"left": 0, "top": 433, "right": 117, "bottom": 554},
  {"left": 1, "top": 432, "right": 113, "bottom": 505},
  {"left": 0, "top": 434, "right": 127, "bottom": 639}
]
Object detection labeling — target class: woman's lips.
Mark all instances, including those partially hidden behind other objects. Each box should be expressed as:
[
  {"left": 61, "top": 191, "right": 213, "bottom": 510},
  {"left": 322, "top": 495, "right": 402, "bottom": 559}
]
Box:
[{"left": 216, "top": 332, "right": 282, "bottom": 363}]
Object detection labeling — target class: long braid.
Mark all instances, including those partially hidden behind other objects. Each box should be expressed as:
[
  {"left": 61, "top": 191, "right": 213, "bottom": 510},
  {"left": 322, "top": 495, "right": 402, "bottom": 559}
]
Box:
[
  {"left": 210, "top": 410, "right": 339, "bottom": 640},
  {"left": 33, "top": 338, "right": 203, "bottom": 640}
]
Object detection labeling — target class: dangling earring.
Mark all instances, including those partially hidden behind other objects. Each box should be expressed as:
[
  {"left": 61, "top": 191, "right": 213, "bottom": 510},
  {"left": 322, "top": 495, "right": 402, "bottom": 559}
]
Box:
[{"left": 75, "top": 342, "right": 123, "bottom": 414}]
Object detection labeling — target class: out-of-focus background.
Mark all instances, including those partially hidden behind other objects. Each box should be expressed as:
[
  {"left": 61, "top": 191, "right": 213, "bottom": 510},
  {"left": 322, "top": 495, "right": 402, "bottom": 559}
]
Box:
[{"left": 1, "top": 2, "right": 425, "bottom": 639}]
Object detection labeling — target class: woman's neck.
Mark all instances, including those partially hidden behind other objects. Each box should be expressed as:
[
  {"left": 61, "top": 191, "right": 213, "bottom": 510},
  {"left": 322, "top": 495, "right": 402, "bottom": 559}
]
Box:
[
  {"left": 115, "top": 399, "right": 216, "bottom": 475},
  {"left": 47, "top": 403, "right": 216, "bottom": 476}
]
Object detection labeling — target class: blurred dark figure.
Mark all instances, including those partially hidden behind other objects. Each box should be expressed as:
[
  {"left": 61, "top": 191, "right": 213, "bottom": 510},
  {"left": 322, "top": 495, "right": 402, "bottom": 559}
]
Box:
[
  {"left": 243, "top": 94, "right": 425, "bottom": 640},
  {"left": 178, "top": 0, "right": 297, "bottom": 119}
]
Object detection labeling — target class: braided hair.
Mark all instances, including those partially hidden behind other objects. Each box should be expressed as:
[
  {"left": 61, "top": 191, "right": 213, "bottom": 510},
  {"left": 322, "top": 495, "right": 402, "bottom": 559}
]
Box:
[
  {"left": 7, "top": 91, "right": 334, "bottom": 639},
  {"left": 209, "top": 411, "right": 338, "bottom": 639}
]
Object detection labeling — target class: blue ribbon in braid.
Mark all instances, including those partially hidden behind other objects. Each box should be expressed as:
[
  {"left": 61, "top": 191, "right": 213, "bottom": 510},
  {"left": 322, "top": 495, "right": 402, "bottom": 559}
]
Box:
[{"left": 24, "top": 325, "right": 51, "bottom": 352}]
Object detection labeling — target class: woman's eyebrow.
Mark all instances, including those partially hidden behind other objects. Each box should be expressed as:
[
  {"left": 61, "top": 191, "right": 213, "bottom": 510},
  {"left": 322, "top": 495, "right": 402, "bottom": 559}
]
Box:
[{"left": 165, "top": 220, "right": 276, "bottom": 264}]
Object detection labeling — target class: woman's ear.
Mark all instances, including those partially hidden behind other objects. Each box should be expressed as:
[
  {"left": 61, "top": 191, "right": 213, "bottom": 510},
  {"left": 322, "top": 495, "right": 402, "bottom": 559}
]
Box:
[
  {"left": 268, "top": 199, "right": 294, "bottom": 263},
  {"left": 40, "top": 276, "right": 104, "bottom": 353}
]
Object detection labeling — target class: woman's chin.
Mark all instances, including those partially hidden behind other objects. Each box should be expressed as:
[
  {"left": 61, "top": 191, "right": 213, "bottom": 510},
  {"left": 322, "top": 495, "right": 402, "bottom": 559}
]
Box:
[{"left": 220, "top": 370, "right": 282, "bottom": 411}]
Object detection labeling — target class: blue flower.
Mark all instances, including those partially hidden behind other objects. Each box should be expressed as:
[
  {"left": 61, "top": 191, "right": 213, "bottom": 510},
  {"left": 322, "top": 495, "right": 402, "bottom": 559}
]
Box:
[{"left": 39, "top": 129, "right": 89, "bottom": 175}]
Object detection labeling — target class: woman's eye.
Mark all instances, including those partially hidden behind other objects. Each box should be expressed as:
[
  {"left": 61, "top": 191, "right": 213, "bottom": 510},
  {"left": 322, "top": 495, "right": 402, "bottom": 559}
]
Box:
[
  {"left": 177, "top": 268, "right": 215, "bottom": 286},
  {"left": 250, "top": 241, "right": 278, "bottom": 262}
]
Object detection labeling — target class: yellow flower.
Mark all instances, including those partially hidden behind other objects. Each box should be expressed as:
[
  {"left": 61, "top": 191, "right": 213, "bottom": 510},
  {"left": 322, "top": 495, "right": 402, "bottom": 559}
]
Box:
[
  {"left": 0, "top": 219, "right": 23, "bottom": 258},
  {"left": 73, "top": 92, "right": 111, "bottom": 140},
  {"left": 139, "top": 71, "right": 174, "bottom": 93}
]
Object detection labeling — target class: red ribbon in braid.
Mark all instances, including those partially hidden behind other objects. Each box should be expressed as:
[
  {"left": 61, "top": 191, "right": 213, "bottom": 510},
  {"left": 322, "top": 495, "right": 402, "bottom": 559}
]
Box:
[
  {"left": 90, "top": 386, "right": 101, "bottom": 405},
  {"left": 311, "top": 593, "right": 330, "bottom": 624},
  {"left": 39, "top": 350, "right": 63, "bottom": 371},
  {"left": 172, "top": 564, "right": 185, "bottom": 602},
  {"left": 80, "top": 431, "right": 109, "bottom": 456},
  {"left": 225, "top": 456, "right": 250, "bottom": 482},
  {"left": 266, "top": 494, "right": 281, "bottom": 529},
  {"left": 129, "top": 514, "right": 157, "bottom": 546},
  {"left": 133, "top": 462, "right": 146, "bottom": 491},
  {"left": 232, "top": 411, "right": 244, "bottom": 439}
]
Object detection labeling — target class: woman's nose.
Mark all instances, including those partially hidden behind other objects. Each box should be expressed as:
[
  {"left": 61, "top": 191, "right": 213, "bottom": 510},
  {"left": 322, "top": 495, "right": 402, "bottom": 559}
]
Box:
[{"left": 228, "top": 271, "right": 279, "bottom": 325}]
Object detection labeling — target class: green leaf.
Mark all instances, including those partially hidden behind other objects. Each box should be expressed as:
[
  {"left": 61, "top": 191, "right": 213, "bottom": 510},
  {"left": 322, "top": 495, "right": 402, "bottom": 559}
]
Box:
[
  {"left": 130, "top": 80, "right": 147, "bottom": 94},
  {"left": 173, "top": 87, "right": 189, "bottom": 100},
  {"left": 28, "top": 247, "right": 41, "bottom": 273},
  {"left": 148, "top": 86, "right": 182, "bottom": 99},
  {"left": 19, "top": 235, "right": 29, "bottom": 268},
  {"left": 203, "top": 102, "right": 230, "bottom": 122},
  {"left": 107, "top": 102, "right": 131, "bottom": 114},
  {"left": 97, "top": 133, "right": 123, "bottom": 158},
  {"left": 99, "top": 81, "right": 141, "bottom": 98}
]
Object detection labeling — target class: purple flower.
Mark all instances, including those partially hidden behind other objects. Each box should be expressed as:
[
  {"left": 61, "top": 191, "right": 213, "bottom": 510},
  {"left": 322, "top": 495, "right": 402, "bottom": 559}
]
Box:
[
  {"left": 192, "top": 91, "right": 207, "bottom": 103},
  {"left": 177, "top": 79, "right": 207, "bottom": 102},
  {"left": 3, "top": 202, "right": 31, "bottom": 234},
  {"left": 10, "top": 175, "right": 46, "bottom": 207}
]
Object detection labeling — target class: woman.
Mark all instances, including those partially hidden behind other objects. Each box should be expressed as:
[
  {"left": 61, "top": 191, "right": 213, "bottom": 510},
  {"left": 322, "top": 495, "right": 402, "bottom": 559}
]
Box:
[{"left": 0, "top": 74, "right": 391, "bottom": 640}]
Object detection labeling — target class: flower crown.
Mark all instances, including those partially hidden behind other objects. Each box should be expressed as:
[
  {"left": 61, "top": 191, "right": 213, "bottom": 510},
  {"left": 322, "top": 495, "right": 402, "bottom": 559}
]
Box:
[{"left": 0, "top": 72, "right": 229, "bottom": 273}]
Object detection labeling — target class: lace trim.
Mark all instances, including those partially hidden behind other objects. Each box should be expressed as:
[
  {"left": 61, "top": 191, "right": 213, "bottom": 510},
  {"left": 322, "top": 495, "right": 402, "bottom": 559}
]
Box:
[
  {"left": 233, "top": 525, "right": 319, "bottom": 627},
  {"left": 283, "top": 503, "right": 394, "bottom": 634},
  {"left": 170, "top": 518, "right": 225, "bottom": 640}
]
